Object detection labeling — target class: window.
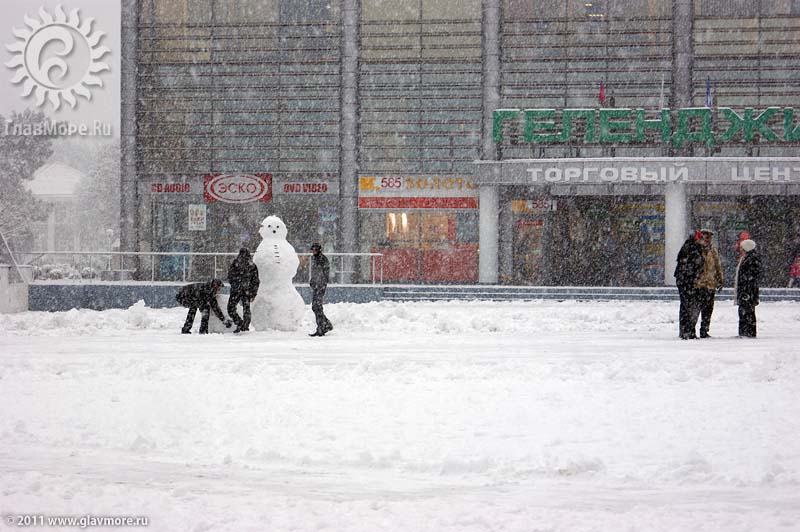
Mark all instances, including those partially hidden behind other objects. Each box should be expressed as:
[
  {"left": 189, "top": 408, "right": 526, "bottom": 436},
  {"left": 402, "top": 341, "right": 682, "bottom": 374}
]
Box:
[
  {"left": 215, "top": 0, "right": 278, "bottom": 23},
  {"left": 504, "top": 0, "right": 565, "bottom": 20},
  {"left": 584, "top": 0, "right": 606, "bottom": 20},
  {"left": 152, "top": 0, "right": 212, "bottom": 23},
  {"left": 281, "top": 0, "right": 332, "bottom": 22},
  {"left": 698, "top": 0, "right": 757, "bottom": 17},
  {"left": 363, "top": 0, "right": 479, "bottom": 21}
]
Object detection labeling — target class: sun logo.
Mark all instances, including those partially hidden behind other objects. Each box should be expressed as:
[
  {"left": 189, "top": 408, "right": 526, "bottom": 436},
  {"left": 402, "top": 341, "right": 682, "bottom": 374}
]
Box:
[{"left": 5, "top": 5, "right": 110, "bottom": 110}]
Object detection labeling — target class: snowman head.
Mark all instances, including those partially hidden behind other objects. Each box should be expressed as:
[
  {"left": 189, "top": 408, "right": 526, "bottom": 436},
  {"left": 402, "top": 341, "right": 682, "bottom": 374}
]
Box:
[{"left": 259, "top": 215, "right": 288, "bottom": 241}]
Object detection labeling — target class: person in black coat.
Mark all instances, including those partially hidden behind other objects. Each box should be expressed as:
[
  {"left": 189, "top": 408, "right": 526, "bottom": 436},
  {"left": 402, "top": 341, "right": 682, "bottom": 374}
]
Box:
[
  {"left": 176, "top": 278, "right": 231, "bottom": 334},
  {"left": 674, "top": 231, "right": 705, "bottom": 339},
  {"left": 308, "top": 242, "right": 333, "bottom": 337},
  {"left": 735, "top": 239, "right": 761, "bottom": 338},
  {"left": 227, "top": 247, "right": 260, "bottom": 333}
]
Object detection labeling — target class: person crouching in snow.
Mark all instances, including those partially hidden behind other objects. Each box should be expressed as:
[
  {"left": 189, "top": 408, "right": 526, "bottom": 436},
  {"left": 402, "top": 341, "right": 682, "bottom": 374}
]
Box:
[
  {"left": 694, "top": 229, "right": 724, "bottom": 338},
  {"left": 227, "top": 247, "right": 260, "bottom": 333},
  {"left": 176, "top": 278, "right": 232, "bottom": 334},
  {"left": 734, "top": 239, "right": 761, "bottom": 338}
]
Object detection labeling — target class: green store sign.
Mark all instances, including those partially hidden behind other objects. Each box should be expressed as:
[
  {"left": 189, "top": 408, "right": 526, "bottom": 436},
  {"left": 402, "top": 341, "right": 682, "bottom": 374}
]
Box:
[{"left": 493, "top": 107, "right": 800, "bottom": 148}]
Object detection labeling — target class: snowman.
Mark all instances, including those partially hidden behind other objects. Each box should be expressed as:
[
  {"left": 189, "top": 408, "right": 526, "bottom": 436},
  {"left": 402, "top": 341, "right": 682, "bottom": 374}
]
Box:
[{"left": 248, "top": 215, "right": 305, "bottom": 331}]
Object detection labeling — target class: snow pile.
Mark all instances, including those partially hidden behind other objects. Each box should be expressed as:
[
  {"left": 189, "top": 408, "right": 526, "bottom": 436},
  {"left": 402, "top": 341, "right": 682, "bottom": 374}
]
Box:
[
  {"left": 0, "top": 300, "right": 178, "bottom": 335},
  {"left": 2, "top": 300, "right": 800, "bottom": 531}
]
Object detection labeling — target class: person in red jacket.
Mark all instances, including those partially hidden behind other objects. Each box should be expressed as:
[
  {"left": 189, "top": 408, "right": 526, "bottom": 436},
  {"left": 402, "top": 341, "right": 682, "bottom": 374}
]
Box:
[{"left": 789, "top": 254, "right": 800, "bottom": 288}]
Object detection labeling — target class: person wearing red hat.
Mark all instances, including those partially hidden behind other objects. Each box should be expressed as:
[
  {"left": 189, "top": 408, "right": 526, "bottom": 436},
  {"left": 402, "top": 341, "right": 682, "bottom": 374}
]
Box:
[
  {"left": 735, "top": 231, "right": 751, "bottom": 253},
  {"left": 734, "top": 239, "right": 761, "bottom": 338}
]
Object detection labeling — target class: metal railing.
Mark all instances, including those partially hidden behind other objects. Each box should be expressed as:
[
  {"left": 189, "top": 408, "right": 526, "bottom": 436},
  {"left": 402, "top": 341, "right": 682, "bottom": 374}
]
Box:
[{"left": 17, "top": 251, "right": 384, "bottom": 285}]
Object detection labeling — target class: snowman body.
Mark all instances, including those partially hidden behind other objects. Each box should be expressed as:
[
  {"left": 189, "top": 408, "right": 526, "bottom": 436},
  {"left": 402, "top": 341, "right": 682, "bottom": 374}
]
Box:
[{"left": 250, "top": 216, "right": 305, "bottom": 331}]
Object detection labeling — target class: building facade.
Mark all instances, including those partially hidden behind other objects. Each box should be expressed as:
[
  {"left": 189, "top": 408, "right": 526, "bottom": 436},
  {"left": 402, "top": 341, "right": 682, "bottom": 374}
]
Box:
[{"left": 121, "top": 0, "right": 800, "bottom": 286}]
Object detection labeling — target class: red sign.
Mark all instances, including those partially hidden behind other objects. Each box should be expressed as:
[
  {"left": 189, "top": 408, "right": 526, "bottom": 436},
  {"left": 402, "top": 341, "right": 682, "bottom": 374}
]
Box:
[
  {"left": 204, "top": 174, "right": 272, "bottom": 203},
  {"left": 358, "top": 197, "right": 478, "bottom": 209}
]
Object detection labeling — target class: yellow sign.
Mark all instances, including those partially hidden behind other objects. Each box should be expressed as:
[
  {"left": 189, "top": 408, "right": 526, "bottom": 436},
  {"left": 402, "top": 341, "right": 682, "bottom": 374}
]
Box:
[{"left": 359, "top": 176, "right": 380, "bottom": 191}]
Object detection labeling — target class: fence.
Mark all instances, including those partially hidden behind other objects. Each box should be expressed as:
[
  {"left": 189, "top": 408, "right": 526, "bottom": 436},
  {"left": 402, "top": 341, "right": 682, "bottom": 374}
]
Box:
[{"left": 17, "top": 251, "right": 384, "bottom": 285}]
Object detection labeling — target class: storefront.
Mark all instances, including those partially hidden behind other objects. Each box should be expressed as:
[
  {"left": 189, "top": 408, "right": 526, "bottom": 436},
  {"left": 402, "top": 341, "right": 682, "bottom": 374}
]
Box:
[
  {"left": 357, "top": 175, "right": 480, "bottom": 283},
  {"left": 692, "top": 197, "right": 800, "bottom": 287},
  {"left": 477, "top": 157, "right": 800, "bottom": 287},
  {"left": 141, "top": 174, "right": 339, "bottom": 281},
  {"left": 500, "top": 194, "right": 665, "bottom": 286}
]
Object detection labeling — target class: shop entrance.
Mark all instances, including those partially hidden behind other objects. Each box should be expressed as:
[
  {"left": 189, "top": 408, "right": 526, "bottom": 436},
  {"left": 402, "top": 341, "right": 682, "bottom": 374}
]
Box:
[
  {"left": 508, "top": 196, "right": 665, "bottom": 286},
  {"left": 365, "top": 211, "right": 479, "bottom": 283},
  {"left": 512, "top": 218, "right": 546, "bottom": 284}
]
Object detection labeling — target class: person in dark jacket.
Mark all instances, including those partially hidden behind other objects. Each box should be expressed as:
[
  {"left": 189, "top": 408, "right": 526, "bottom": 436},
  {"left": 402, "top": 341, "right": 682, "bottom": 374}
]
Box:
[
  {"left": 308, "top": 242, "right": 333, "bottom": 337},
  {"left": 735, "top": 239, "right": 761, "bottom": 338},
  {"left": 674, "top": 231, "right": 705, "bottom": 339},
  {"left": 176, "top": 278, "right": 231, "bottom": 334},
  {"left": 227, "top": 247, "right": 260, "bottom": 333}
]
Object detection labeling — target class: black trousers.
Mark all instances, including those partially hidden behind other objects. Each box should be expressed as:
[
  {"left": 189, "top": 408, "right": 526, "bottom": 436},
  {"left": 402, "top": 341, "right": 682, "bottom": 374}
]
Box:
[
  {"left": 227, "top": 292, "right": 252, "bottom": 329},
  {"left": 696, "top": 288, "right": 716, "bottom": 337},
  {"left": 312, "top": 287, "right": 331, "bottom": 333},
  {"left": 183, "top": 304, "right": 211, "bottom": 333},
  {"left": 738, "top": 303, "right": 757, "bottom": 337},
  {"left": 678, "top": 288, "right": 700, "bottom": 338}
]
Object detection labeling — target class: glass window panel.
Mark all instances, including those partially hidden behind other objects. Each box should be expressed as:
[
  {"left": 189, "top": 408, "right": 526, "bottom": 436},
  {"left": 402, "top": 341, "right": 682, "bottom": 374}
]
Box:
[
  {"left": 504, "top": 0, "right": 565, "bottom": 20},
  {"left": 421, "top": 213, "right": 450, "bottom": 242},
  {"left": 362, "top": 0, "right": 419, "bottom": 21},
  {"left": 281, "top": 0, "right": 333, "bottom": 22},
  {"left": 216, "top": 0, "right": 279, "bottom": 22},
  {"left": 423, "top": 0, "right": 480, "bottom": 19},
  {"left": 609, "top": 0, "right": 669, "bottom": 18},
  {"left": 697, "top": 0, "right": 758, "bottom": 17},
  {"left": 387, "top": 212, "right": 420, "bottom": 244},
  {"left": 153, "top": 0, "right": 212, "bottom": 23}
]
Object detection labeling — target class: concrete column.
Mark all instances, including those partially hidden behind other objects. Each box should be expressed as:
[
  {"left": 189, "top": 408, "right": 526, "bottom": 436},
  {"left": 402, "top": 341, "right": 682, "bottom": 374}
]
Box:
[
  {"left": 339, "top": 0, "right": 360, "bottom": 282},
  {"left": 479, "top": 0, "right": 502, "bottom": 283},
  {"left": 481, "top": 0, "right": 501, "bottom": 162},
  {"left": 672, "top": 0, "right": 694, "bottom": 110},
  {"left": 664, "top": 182, "right": 688, "bottom": 286},
  {"left": 666, "top": 0, "right": 693, "bottom": 284},
  {"left": 479, "top": 186, "right": 499, "bottom": 283},
  {"left": 120, "top": 0, "right": 139, "bottom": 255}
]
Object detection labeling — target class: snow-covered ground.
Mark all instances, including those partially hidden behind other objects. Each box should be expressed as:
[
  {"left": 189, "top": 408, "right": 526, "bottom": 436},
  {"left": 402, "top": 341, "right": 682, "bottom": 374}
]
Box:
[{"left": 1, "top": 299, "right": 799, "bottom": 532}]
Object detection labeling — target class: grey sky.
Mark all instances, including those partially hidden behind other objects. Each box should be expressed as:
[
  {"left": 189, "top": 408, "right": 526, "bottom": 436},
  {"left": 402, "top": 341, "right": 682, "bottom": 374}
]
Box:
[{"left": 0, "top": 0, "right": 120, "bottom": 137}]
